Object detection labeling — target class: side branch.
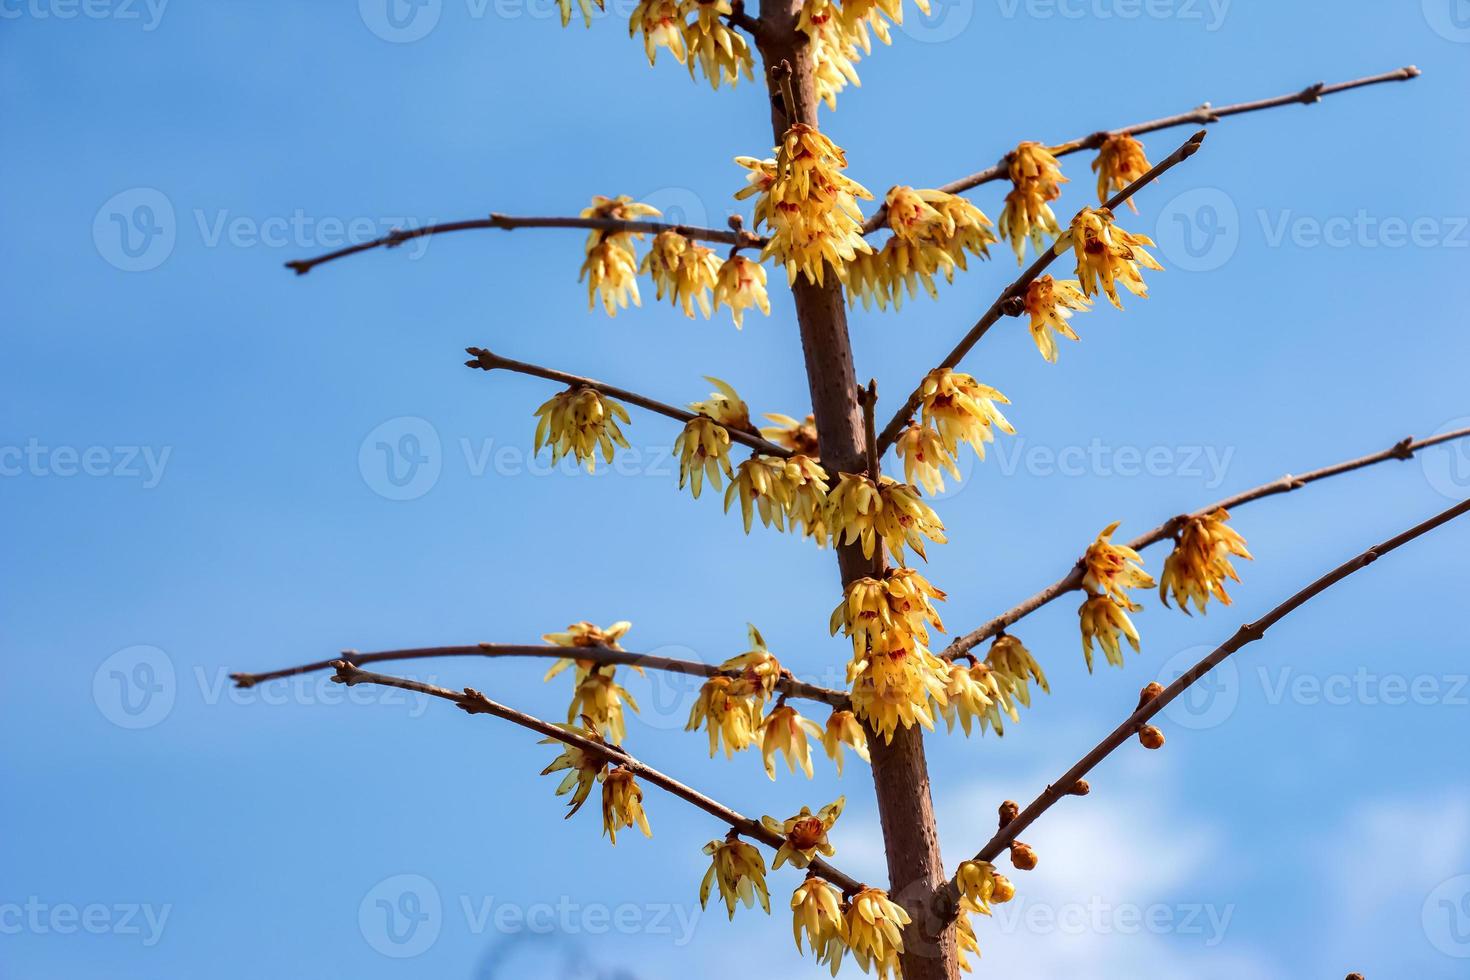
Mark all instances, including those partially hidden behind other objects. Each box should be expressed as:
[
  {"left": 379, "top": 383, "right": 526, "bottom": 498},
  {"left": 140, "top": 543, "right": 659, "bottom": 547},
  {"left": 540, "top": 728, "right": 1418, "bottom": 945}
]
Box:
[
  {"left": 330, "top": 661, "right": 865, "bottom": 894},
  {"left": 284, "top": 213, "right": 766, "bottom": 277},
  {"left": 874, "top": 130, "right": 1207, "bottom": 454},
  {"left": 465, "top": 346, "right": 793, "bottom": 458},
  {"left": 941, "top": 425, "right": 1470, "bottom": 659},
  {"left": 940, "top": 493, "right": 1470, "bottom": 920},
  {"left": 862, "top": 66, "right": 1419, "bottom": 234},
  {"left": 231, "top": 642, "right": 849, "bottom": 707}
]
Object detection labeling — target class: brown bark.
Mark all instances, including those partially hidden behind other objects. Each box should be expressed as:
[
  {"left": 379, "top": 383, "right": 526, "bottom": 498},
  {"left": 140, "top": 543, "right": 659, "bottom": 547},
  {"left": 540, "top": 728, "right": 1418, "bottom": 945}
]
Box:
[{"left": 755, "top": 11, "right": 959, "bottom": 978}]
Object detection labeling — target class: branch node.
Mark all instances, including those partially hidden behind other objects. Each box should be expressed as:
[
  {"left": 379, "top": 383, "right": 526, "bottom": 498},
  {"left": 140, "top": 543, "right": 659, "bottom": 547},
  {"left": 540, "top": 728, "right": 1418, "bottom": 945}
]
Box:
[
  {"left": 464, "top": 346, "right": 501, "bottom": 371},
  {"left": 458, "top": 687, "right": 495, "bottom": 715},
  {"left": 330, "top": 659, "right": 362, "bottom": 685},
  {"left": 1000, "top": 294, "right": 1026, "bottom": 318},
  {"left": 997, "top": 800, "right": 1019, "bottom": 829},
  {"left": 769, "top": 61, "right": 796, "bottom": 123},
  {"left": 230, "top": 672, "right": 256, "bottom": 689},
  {"left": 1390, "top": 437, "right": 1415, "bottom": 460},
  {"left": 1299, "top": 81, "right": 1327, "bottom": 104}
]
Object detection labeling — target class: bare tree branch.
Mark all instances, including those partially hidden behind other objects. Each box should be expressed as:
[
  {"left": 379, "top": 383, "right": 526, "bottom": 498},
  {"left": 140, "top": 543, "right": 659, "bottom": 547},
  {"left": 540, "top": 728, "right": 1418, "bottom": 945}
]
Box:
[
  {"left": 938, "top": 493, "right": 1470, "bottom": 921},
  {"left": 330, "top": 661, "right": 866, "bottom": 894},
  {"left": 862, "top": 66, "right": 1420, "bottom": 234},
  {"left": 941, "top": 426, "right": 1470, "bottom": 659},
  {"left": 464, "top": 346, "right": 794, "bottom": 458},
  {"left": 874, "top": 130, "right": 1208, "bottom": 454},
  {"left": 284, "top": 213, "right": 765, "bottom": 277},
  {"left": 231, "top": 642, "right": 849, "bottom": 707}
]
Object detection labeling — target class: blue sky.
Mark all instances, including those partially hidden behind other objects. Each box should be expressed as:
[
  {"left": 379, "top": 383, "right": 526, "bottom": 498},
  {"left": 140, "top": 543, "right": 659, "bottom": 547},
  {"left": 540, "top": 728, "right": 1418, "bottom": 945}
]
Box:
[{"left": 5, "top": 1, "right": 1470, "bottom": 977}]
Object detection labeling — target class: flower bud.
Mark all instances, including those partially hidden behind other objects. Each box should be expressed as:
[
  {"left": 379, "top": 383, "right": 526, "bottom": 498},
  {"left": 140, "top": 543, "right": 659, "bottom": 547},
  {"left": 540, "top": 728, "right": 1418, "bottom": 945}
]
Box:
[
  {"left": 998, "top": 800, "right": 1020, "bottom": 827},
  {"left": 990, "top": 874, "right": 1016, "bottom": 903},
  {"left": 1068, "top": 779, "right": 1091, "bottom": 796},
  {"left": 1138, "top": 725, "right": 1166, "bottom": 750},
  {"left": 1137, "top": 682, "right": 1164, "bottom": 708},
  {"left": 1010, "top": 841, "right": 1038, "bottom": 871}
]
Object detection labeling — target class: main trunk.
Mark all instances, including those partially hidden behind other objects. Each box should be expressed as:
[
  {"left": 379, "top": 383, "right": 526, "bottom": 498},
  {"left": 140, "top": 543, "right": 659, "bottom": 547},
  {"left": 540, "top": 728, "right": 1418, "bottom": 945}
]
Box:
[{"left": 755, "top": 12, "right": 959, "bottom": 979}]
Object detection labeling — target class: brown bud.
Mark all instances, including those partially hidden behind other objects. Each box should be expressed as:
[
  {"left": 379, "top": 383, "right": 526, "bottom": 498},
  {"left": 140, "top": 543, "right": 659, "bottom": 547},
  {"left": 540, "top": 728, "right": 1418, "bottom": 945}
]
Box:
[
  {"left": 1345, "top": 974, "right": 1364, "bottom": 980},
  {"left": 1010, "top": 841, "right": 1038, "bottom": 871},
  {"left": 998, "top": 800, "right": 1020, "bottom": 827},
  {"left": 1137, "top": 682, "right": 1165, "bottom": 708},
  {"left": 1068, "top": 779, "right": 1091, "bottom": 796},
  {"left": 990, "top": 874, "right": 1016, "bottom": 903},
  {"left": 1138, "top": 725, "right": 1166, "bottom": 750}
]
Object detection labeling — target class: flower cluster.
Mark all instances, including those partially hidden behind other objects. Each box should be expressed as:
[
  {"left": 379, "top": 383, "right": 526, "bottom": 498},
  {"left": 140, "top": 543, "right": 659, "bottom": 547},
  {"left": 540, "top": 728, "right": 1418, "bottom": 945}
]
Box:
[
  {"left": 826, "top": 473, "right": 947, "bottom": 563},
  {"left": 845, "top": 886, "right": 910, "bottom": 979},
  {"left": 725, "top": 454, "right": 832, "bottom": 537},
  {"left": 796, "top": 0, "right": 931, "bottom": 110},
  {"left": 542, "top": 620, "right": 642, "bottom": 743},
  {"left": 1159, "top": 508, "right": 1253, "bottom": 613},
  {"left": 699, "top": 836, "right": 769, "bottom": 919},
  {"left": 985, "top": 633, "right": 1049, "bottom": 707},
  {"left": 761, "top": 797, "right": 844, "bottom": 869},
  {"left": 1023, "top": 274, "right": 1093, "bottom": 363},
  {"left": 628, "top": 0, "right": 754, "bottom": 88},
  {"left": 578, "top": 195, "right": 657, "bottom": 316},
  {"left": 685, "top": 625, "right": 787, "bottom": 763},
  {"left": 712, "top": 253, "right": 770, "bottom": 328},
  {"left": 532, "top": 386, "right": 632, "bottom": 473},
  {"left": 1092, "top": 133, "right": 1152, "bottom": 210},
  {"left": 846, "top": 187, "right": 998, "bottom": 310},
  {"left": 737, "top": 125, "right": 873, "bottom": 287},
  {"left": 918, "top": 368, "right": 1016, "bottom": 470},
  {"left": 641, "top": 230, "right": 722, "bottom": 318},
  {"left": 539, "top": 722, "right": 608, "bottom": 818},
  {"left": 1079, "top": 521, "right": 1155, "bottom": 671},
  {"left": 938, "top": 658, "right": 1013, "bottom": 736},
  {"left": 999, "top": 141, "right": 1067, "bottom": 263},
  {"left": 1062, "top": 206, "right": 1164, "bottom": 310}
]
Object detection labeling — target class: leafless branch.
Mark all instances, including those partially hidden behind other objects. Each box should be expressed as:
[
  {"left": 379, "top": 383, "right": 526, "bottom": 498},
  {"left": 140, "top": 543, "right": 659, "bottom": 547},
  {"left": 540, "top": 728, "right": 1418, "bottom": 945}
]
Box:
[
  {"left": 938, "top": 493, "right": 1470, "bottom": 921},
  {"left": 330, "top": 661, "right": 865, "bottom": 894},
  {"left": 862, "top": 66, "right": 1420, "bottom": 234},
  {"left": 941, "top": 426, "right": 1470, "bottom": 659},
  {"left": 874, "top": 130, "right": 1208, "bottom": 454},
  {"left": 231, "top": 642, "right": 849, "bottom": 707},
  {"left": 284, "top": 213, "right": 765, "bottom": 277},
  {"left": 464, "top": 346, "right": 794, "bottom": 458}
]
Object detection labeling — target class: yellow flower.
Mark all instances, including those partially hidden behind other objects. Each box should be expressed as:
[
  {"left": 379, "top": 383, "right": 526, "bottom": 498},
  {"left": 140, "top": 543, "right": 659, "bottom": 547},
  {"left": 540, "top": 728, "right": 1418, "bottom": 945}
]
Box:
[
  {"left": 557, "top": 0, "right": 603, "bottom": 26},
  {"left": 713, "top": 254, "right": 770, "bottom": 328},
  {"left": 784, "top": 454, "right": 832, "bottom": 544},
  {"left": 567, "top": 669, "right": 640, "bottom": 744},
  {"left": 689, "top": 376, "right": 751, "bottom": 430},
  {"left": 759, "top": 704, "right": 824, "bottom": 779},
  {"left": 725, "top": 454, "right": 794, "bottom": 532},
  {"left": 1079, "top": 594, "right": 1142, "bottom": 672},
  {"left": 580, "top": 193, "right": 661, "bottom": 226},
  {"left": 686, "top": 675, "right": 762, "bottom": 758},
  {"left": 791, "top": 877, "right": 847, "bottom": 975},
  {"left": 1062, "top": 206, "right": 1164, "bottom": 310},
  {"left": 884, "top": 568, "right": 948, "bottom": 642},
  {"left": 830, "top": 569, "right": 946, "bottom": 658},
  {"left": 699, "top": 836, "right": 770, "bottom": 918},
  {"left": 827, "top": 472, "right": 882, "bottom": 559},
  {"left": 742, "top": 124, "right": 873, "bottom": 287},
  {"left": 956, "top": 859, "right": 1005, "bottom": 915},
  {"left": 820, "top": 709, "right": 870, "bottom": 774},
  {"left": 849, "top": 635, "right": 950, "bottom": 741},
  {"left": 673, "top": 416, "right": 733, "bottom": 498},
  {"left": 719, "top": 624, "right": 784, "bottom": 702},
  {"left": 683, "top": 0, "right": 754, "bottom": 89},
  {"left": 885, "top": 185, "right": 997, "bottom": 268},
  {"left": 875, "top": 477, "right": 947, "bottom": 563},
  {"left": 918, "top": 368, "right": 1016, "bottom": 461},
  {"left": 956, "top": 905, "right": 981, "bottom": 973},
  {"left": 760, "top": 797, "right": 844, "bottom": 869},
  {"left": 1082, "top": 521, "right": 1156, "bottom": 608},
  {"left": 985, "top": 634, "right": 1049, "bottom": 708},
  {"left": 641, "top": 231, "right": 722, "bottom": 318},
  {"left": 539, "top": 723, "right": 608, "bottom": 818},
  {"left": 532, "top": 386, "right": 632, "bottom": 473},
  {"left": 1159, "top": 508, "right": 1253, "bottom": 613},
  {"left": 798, "top": 0, "right": 864, "bottom": 111},
  {"left": 895, "top": 423, "right": 961, "bottom": 496},
  {"left": 542, "top": 619, "right": 634, "bottom": 682},
  {"left": 1023, "top": 275, "right": 1092, "bottom": 363},
  {"left": 761, "top": 412, "right": 821, "bottom": 457},
  {"left": 938, "top": 660, "right": 1011, "bottom": 736},
  {"left": 601, "top": 765, "right": 652, "bottom": 843},
  {"left": 998, "top": 141, "right": 1067, "bottom": 263},
  {"left": 845, "top": 886, "right": 910, "bottom": 980},
  {"left": 1092, "top": 133, "right": 1152, "bottom": 212},
  {"left": 579, "top": 238, "right": 641, "bottom": 316},
  {"left": 629, "top": 0, "right": 687, "bottom": 65}
]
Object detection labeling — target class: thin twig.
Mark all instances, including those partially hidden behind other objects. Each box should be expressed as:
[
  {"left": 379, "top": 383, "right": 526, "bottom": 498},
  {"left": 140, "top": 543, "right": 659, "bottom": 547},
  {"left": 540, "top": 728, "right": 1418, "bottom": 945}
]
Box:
[
  {"left": 284, "top": 213, "right": 766, "bottom": 277},
  {"left": 939, "top": 493, "right": 1470, "bottom": 920},
  {"left": 329, "top": 661, "right": 865, "bottom": 895},
  {"left": 231, "top": 642, "right": 849, "bottom": 707},
  {"left": 862, "top": 66, "right": 1419, "bottom": 234},
  {"left": 941, "top": 426, "right": 1470, "bottom": 659},
  {"left": 861, "top": 379, "right": 880, "bottom": 484},
  {"left": 874, "top": 130, "right": 1207, "bottom": 454},
  {"left": 464, "top": 346, "right": 793, "bottom": 458}
]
